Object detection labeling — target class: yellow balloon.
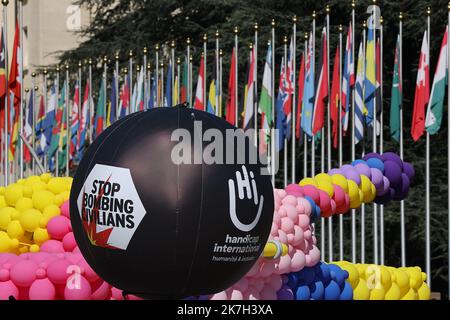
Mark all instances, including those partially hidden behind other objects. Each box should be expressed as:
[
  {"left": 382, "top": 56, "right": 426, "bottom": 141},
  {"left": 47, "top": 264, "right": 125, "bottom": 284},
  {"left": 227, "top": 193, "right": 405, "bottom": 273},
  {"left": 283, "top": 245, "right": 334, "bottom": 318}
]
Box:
[
  {"left": 25, "top": 176, "right": 41, "bottom": 186},
  {"left": 331, "top": 174, "right": 349, "bottom": 193},
  {"left": 33, "top": 228, "right": 50, "bottom": 244},
  {"left": 0, "top": 231, "right": 12, "bottom": 252},
  {"left": 315, "top": 173, "right": 332, "bottom": 184},
  {"left": 417, "top": 283, "right": 431, "bottom": 300},
  {"left": 32, "top": 190, "right": 55, "bottom": 211},
  {"left": 360, "top": 175, "right": 375, "bottom": 203},
  {"left": 31, "top": 181, "right": 48, "bottom": 193},
  {"left": 17, "top": 179, "right": 25, "bottom": 185},
  {"left": 379, "top": 266, "right": 392, "bottom": 290},
  {"left": 316, "top": 180, "right": 334, "bottom": 197},
  {"left": 299, "top": 178, "right": 317, "bottom": 187},
  {"left": 343, "top": 262, "right": 360, "bottom": 288},
  {"left": 368, "top": 183, "right": 377, "bottom": 202},
  {"left": 0, "top": 195, "right": 6, "bottom": 209},
  {"left": 4, "top": 184, "right": 23, "bottom": 206},
  {"left": 394, "top": 269, "right": 410, "bottom": 296},
  {"left": 0, "top": 186, "right": 5, "bottom": 195},
  {"left": 22, "top": 185, "right": 33, "bottom": 198},
  {"left": 29, "top": 244, "right": 40, "bottom": 253},
  {"left": 48, "top": 177, "right": 67, "bottom": 195},
  {"left": 385, "top": 282, "right": 401, "bottom": 300},
  {"left": 401, "top": 288, "right": 417, "bottom": 300},
  {"left": 60, "top": 191, "right": 70, "bottom": 201},
  {"left": 54, "top": 194, "right": 64, "bottom": 206},
  {"left": 15, "top": 197, "right": 34, "bottom": 212},
  {"left": 353, "top": 280, "right": 370, "bottom": 300},
  {"left": 43, "top": 204, "right": 60, "bottom": 220},
  {"left": 19, "top": 246, "right": 29, "bottom": 254},
  {"left": 7, "top": 220, "right": 24, "bottom": 239},
  {"left": 20, "top": 209, "right": 43, "bottom": 232},
  {"left": 40, "top": 173, "right": 52, "bottom": 183},
  {"left": 369, "top": 287, "right": 386, "bottom": 300},
  {"left": 0, "top": 209, "right": 12, "bottom": 230},
  {"left": 349, "top": 196, "right": 361, "bottom": 209},
  {"left": 347, "top": 180, "right": 360, "bottom": 201},
  {"left": 406, "top": 268, "right": 423, "bottom": 290}
]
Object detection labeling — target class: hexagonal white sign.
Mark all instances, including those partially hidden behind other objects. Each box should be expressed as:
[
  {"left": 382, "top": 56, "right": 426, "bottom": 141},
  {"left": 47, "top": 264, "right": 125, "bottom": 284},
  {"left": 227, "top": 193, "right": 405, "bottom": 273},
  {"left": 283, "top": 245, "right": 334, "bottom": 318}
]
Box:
[{"left": 77, "top": 164, "right": 146, "bottom": 250}]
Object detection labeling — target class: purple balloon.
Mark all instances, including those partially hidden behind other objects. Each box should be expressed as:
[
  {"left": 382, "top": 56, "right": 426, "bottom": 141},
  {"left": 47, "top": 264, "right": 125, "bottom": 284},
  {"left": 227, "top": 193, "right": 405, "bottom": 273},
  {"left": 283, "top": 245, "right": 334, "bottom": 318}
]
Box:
[
  {"left": 375, "top": 188, "right": 395, "bottom": 204},
  {"left": 328, "top": 168, "right": 343, "bottom": 176},
  {"left": 363, "top": 152, "right": 383, "bottom": 161},
  {"left": 354, "top": 163, "right": 372, "bottom": 179},
  {"left": 285, "top": 184, "right": 304, "bottom": 197},
  {"left": 384, "top": 160, "right": 402, "bottom": 187},
  {"left": 393, "top": 173, "right": 410, "bottom": 200},
  {"left": 370, "top": 168, "right": 384, "bottom": 189},
  {"left": 341, "top": 166, "right": 361, "bottom": 185},
  {"left": 277, "top": 288, "right": 294, "bottom": 300},
  {"left": 382, "top": 152, "right": 403, "bottom": 169},
  {"left": 376, "top": 176, "right": 390, "bottom": 196},
  {"left": 403, "top": 162, "right": 415, "bottom": 180}
]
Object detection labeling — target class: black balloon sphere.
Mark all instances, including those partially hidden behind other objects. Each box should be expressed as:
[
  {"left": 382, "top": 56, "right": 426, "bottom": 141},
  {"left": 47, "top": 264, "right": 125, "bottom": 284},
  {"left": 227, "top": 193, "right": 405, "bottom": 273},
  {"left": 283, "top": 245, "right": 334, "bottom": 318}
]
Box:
[{"left": 70, "top": 106, "right": 274, "bottom": 299}]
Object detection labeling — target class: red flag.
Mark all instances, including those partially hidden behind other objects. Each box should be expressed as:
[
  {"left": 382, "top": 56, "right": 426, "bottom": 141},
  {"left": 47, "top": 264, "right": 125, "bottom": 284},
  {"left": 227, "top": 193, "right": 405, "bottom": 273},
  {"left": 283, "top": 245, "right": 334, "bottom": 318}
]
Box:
[
  {"left": 9, "top": 21, "right": 21, "bottom": 109},
  {"left": 194, "top": 55, "right": 205, "bottom": 110},
  {"left": 312, "top": 28, "right": 328, "bottom": 135},
  {"left": 330, "top": 47, "right": 340, "bottom": 149},
  {"left": 411, "top": 31, "right": 430, "bottom": 142},
  {"left": 296, "top": 53, "right": 305, "bottom": 139},
  {"left": 225, "top": 48, "right": 237, "bottom": 125}
]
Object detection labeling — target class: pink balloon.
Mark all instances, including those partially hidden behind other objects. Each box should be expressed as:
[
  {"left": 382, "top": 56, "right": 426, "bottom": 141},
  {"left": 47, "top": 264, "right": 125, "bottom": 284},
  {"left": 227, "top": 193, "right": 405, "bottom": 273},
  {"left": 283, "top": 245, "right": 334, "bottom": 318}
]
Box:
[
  {"left": 62, "top": 232, "right": 77, "bottom": 252},
  {"left": 302, "top": 185, "right": 320, "bottom": 203},
  {"left": 40, "top": 240, "right": 65, "bottom": 253},
  {"left": 298, "top": 214, "right": 310, "bottom": 229},
  {"left": 280, "top": 217, "right": 294, "bottom": 234},
  {"left": 230, "top": 289, "right": 244, "bottom": 300},
  {"left": 278, "top": 206, "right": 287, "bottom": 218},
  {"left": 245, "top": 286, "right": 261, "bottom": 300},
  {"left": 293, "top": 226, "right": 304, "bottom": 245},
  {"left": 318, "top": 190, "right": 331, "bottom": 212},
  {"left": 276, "top": 255, "right": 291, "bottom": 274},
  {"left": 0, "top": 253, "right": 19, "bottom": 265},
  {"left": 277, "top": 230, "right": 288, "bottom": 244},
  {"left": 285, "top": 184, "right": 304, "bottom": 197},
  {"left": 285, "top": 204, "right": 298, "bottom": 222},
  {"left": 60, "top": 200, "right": 70, "bottom": 218},
  {"left": 233, "top": 278, "right": 249, "bottom": 292},
  {"left": 10, "top": 260, "right": 38, "bottom": 287},
  {"left": 211, "top": 291, "right": 228, "bottom": 300},
  {"left": 29, "top": 278, "right": 56, "bottom": 300},
  {"left": 64, "top": 275, "right": 92, "bottom": 300},
  {"left": 47, "top": 216, "right": 72, "bottom": 241},
  {"left": 0, "top": 280, "right": 19, "bottom": 300},
  {"left": 110, "top": 287, "right": 124, "bottom": 300},
  {"left": 0, "top": 268, "right": 9, "bottom": 281},
  {"left": 332, "top": 184, "right": 346, "bottom": 207},
  {"left": 47, "top": 259, "right": 71, "bottom": 285},
  {"left": 290, "top": 251, "right": 306, "bottom": 271},
  {"left": 65, "top": 252, "right": 83, "bottom": 265},
  {"left": 79, "top": 259, "right": 99, "bottom": 282},
  {"left": 281, "top": 195, "right": 298, "bottom": 206},
  {"left": 90, "top": 280, "right": 111, "bottom": 300}
]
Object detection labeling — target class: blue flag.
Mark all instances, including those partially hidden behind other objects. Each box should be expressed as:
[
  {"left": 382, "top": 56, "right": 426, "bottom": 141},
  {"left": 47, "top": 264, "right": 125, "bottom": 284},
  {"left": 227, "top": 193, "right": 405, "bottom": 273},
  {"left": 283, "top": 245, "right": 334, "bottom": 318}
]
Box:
[
  {"left": 301, "top": 33, "right": 315, "bottom": 137},
  {"left": 165, "top": 62, "right": 172, "bottom": 107}
]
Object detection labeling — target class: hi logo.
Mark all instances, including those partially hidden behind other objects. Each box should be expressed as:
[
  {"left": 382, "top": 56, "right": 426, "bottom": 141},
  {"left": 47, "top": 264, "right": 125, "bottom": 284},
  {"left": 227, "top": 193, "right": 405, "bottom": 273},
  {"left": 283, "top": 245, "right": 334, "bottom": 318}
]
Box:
[{"left": 228, "top": 165, "right": 264, "bottom": 232}]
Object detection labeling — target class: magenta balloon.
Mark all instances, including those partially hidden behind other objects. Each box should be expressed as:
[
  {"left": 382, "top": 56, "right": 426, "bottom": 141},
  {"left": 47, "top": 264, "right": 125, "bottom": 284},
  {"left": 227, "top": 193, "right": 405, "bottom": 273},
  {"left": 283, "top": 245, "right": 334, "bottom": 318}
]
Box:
[
  {"left": 0, "top": 253, "right": 19, "bottom": 266},
  {"left": 403, "top": 162, "right": 415, "bottom": 180},
  {"left": 29, "top": 278, "right": 56, "bottom": 300},
  {"left": 318, "top": 190, "right": 331, "bottom": 212},
  {"left": 0, "top": 280, "right": 19, "bottom": 300},
  {"left": 64, "top": 275, "right": 92, "bottom": 300},
  {"left": 332, "top": 184, "right": 346, "bottom": 207},
  {"left": 47, "top": 259, "right": 72, "bottom": 285},
  {"left": 384, "top": 160, "right": 402, "bottom": 187},
  {"left": 382, "top": 152, "right": 403, "bottom": 169},
  {"left": 40, "top": 240, "right": 65, "bottom": 253},
  {"left": 370, "top": 168, "right": 384, "bottom": 189},
  {"left": 363, "top": 152, "right": 383, "bottom": 161},
  {"left": 302, "top": 185, "right": 320, "bottom": 203},
  {"left": 10, "top": 260, "right": 38, "bottom": 287},
  {"left": 354, "top": 163, "right": 372, "bottom": 179},
  {"left": 285, "top": 184, "right": 304, "bottom": 197},
  {"left": 328, "top": 168, "right": 343, "bottom": 176}
]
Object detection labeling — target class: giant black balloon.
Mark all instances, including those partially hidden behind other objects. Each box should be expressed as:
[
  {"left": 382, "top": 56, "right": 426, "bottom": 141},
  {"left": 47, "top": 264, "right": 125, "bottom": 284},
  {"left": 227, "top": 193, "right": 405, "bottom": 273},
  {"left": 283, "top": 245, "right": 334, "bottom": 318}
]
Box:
[{"left": 70, "top": 107, "right": 274, "bottom": 299}]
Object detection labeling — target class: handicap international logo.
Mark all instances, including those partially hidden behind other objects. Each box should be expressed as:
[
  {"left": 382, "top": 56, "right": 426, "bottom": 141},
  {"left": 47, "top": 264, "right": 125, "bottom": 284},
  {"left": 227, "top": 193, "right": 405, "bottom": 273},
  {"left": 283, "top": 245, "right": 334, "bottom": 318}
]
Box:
[{"left": 77, "top": 164, "right": 146, "bottom": 250}]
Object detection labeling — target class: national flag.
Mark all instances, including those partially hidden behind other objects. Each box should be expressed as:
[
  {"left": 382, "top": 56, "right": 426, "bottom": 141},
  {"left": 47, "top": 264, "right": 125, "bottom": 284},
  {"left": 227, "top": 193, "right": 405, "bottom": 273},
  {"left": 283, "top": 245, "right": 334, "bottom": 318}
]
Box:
[
  {"left": 77, "top": 81, "right": 90, "bottom": 160},
  {"left": 243, "top": 47, "right": 256, "bottom": 130},
  {"left": 38, "top": 85, "right": 56, "bottom": 156},
  {"left": 149, "top": 76, "right": 157, "bottom": 108},
  {"left": 275, "top": 58, "right": 287, "bottom": 151},
  {"left": 70, "top": 84, "right": 80, "bottom": 160},
  {"left": 194, "top": 55, "right": 205, "bottom": 110},
  {"left": 355, "top": 40, "right": 367, "bottom": 145},
  {"left": 284, "top": 37, "right": 294, "bottom": 140},
  {"left": 108, "top": 74, "right": 117, "bottom": 126},
  {"left": 330, "top": 47, "right": 340, "bottom": 148},
  {"left": 181, "top": 58, "right": 188, "bottom": 103},
  {"left": 342, "top": 22, "right": 354, "bottom": 133},
  {"left": 94, "top": 80, "right": 106, "bottom": 139},
  {"left": 411, "top": 30, "right": 430, "bottom": 141},
  {"left": 9, "top": 21, "right": 21, "bottom": 111},
  {"left": 259, "top": 45, "right": 273, "bottom": 154},
  {"left": 24, "top": 89, "right": 34, "bottom": 163},
  {"left": 296, "top": 53, "right": 305, "bottom": 140},
  {"left": 119, "top": 75, "right": 130, "bottom": 118},
  {"left": 390, "top": 34, "right": 402, "bottom": 142},
  {"left": 301, "top": 32, "right": 315, "bottom": 137},
  {"left": 312, "top": 27, "right": 328, "bottom": 135},
  {"left": 0, "top": 27, "right": 6, "bottom": 99},
  {"left": 47, "top": 82, "right": 66, "bottom": 158},
  {"left": 425, "top": 27, "right": 448, "bottom": 135},
  {"left": 173, "top": 74, "right": 179, "bottom": 105},
  {"left": 364, "top": 24, "right": 376, "bottom": 125},
  {"left": 225, "top": 48, "right": 237, "bottom": 125},
  {"left": 207, "top": 80, "right": 216, "bottom": 114},
  {"left": 165, "top": 62, "right": 172, "bottom": 107}
]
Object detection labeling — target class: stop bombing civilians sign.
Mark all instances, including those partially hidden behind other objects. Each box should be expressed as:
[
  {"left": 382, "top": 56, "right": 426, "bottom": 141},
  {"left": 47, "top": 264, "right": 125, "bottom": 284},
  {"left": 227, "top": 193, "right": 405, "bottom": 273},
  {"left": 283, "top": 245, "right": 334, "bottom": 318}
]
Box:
[{"left": 70, "top": 107, "right": 274, "bottom": 298}]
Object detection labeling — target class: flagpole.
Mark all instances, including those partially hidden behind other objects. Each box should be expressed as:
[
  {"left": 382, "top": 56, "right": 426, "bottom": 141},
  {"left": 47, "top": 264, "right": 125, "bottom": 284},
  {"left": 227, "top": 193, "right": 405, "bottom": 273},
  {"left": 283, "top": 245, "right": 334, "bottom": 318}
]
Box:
[
  {"left": 338, "top": 24, "right": 344, "bottom": 261},
  {"left": 31, "top": 72, "right": 37, "bottom": 174},
  {"left": 55, "top": 66, "right": 60, "bottom": 177},
  {"left": 425, "top": 6, "right": 431, "bottom": 288},
  {"left": 311, "top": 12, "right": 316, "bottom": 178},
  {"left": 88, "top": 59, "right": 93, "bottom": 141},
  {"left": 43, "top": 68, "right": 48, "bottom": 172},
  {"left": 115, "top": 53, "right": 119, "bottom": 116},
  {"left": 136, "top": 64, "right": 140, "bottom": 111},
  {"left": 161, "top": 61, "right": 164, "bottom": 107},
  {"left": 292, "top": 15, "right": 297, "bottom": 184},
  {"left": 203, "top": 34, "right": 207, "bottom": 111},
  {"left": 351, "top": 0, "right": 357, "bottom": 264},
  {"left": 235, "top": 26, "right": 239, "bottom": 127},
  {"left": 129, "top": 51, "right": 133, "bottom": 111},
  {"left": 323, "top": 5, "right": 330, "bottom": 263},
  {"left": 447, "top": 2, "right": 450, "bottom": 299},
  {"left": 216, "top": 29, "right": 220, "bottom": 116},
  {"left": 155, "top": 44, "right": 160, "bottom": 106},
  {"left": 189, "top": 55, "right": 193, "bottom": 107},
  {"left": 372, "top": 0, "right": 379, "bottom": 265},
  {"left": 2, "top": 0, "right": 9, "bottom": 185},
  {"left": 171, "top": 41, "right": 176, "bottom": 105},
  {"left": 271, "top": 21, "right": 276, "bottom": 187},
  {"left": 379, "top": 16, "right": 385, "bottom": 265},
  {"left": 186, "top": 39, "right": 191, "bottom": 107},
  {"left": 284, "top": 36, "right": 288, "bottom": 188},
  {"left": 18, "top": 0, "right": 24, "bottom": 179},
  {"left": 143, "top": 47, "right": 148, "bottom": 109},
  {"left": 361, "top": 21, "right": 367, "bottom": 264},
  {"left": 65, "top": 64, "right": 70, "bottom": 176},
  {"left": 219, "top": 49, "right": 223, "bottom": 116},
  {"left": 254, "top": 23, "right": 259, "bottom": 144},
  {"left": 303, "top": 32, "right": 308, "bottom": 181},
  {"left": 399, "top": 12, "right": 406, "bottom": 268},
  {"left": 176, "top": 57, "right": 180, "bottom": 104}
]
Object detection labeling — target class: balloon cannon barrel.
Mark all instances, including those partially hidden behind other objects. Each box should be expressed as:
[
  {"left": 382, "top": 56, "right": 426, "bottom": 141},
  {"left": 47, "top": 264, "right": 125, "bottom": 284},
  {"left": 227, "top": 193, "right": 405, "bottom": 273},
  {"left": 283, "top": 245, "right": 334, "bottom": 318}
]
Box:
[{"left": 262, "top": 240, "right": 288, "bottom": 259}]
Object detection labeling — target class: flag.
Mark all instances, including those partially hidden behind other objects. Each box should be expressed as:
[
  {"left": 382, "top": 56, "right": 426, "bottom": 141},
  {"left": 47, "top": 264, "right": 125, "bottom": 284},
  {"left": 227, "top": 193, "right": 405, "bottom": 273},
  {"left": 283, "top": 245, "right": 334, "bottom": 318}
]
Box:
[
  {"left": 425, "top": 27, "right": 448, "bottom": 135},
  {"left": 165, "top": 62, "right": 172, "bottom": 107},
  {"left": 355, "top": 41, "right": 367, "bottom": 145},
  {"left": 119, "top": 76, "right": 130, "bottom": 118},
  {"left": 243, "top": 47, "right": 256, "bottom": 130},
  {"left": 0, "top": 27, "right": 6, "bottom": 99},
  {"left": 411, "top": 30, "right": 430, "bottom": 141},
  {"left": 312, "top": 27, "right": 328, "bottom": 135},
  {"left": 108, "top": 74, "right": 117, "bottom": 126},
  {"left": 296, "top": 53, "right": 305, "bottom": 140},
  {"left": 94, "top": 80, "right": 106, "bottom": 139},
  {"left": 38, "top": 85, "right": 56, "bottom": 156},
  {"left": 275, "top": 58, "right": 287, "bottom": 151},
  {"left": 70, "top": 84, "right": 80, "bottom": 160},
  {"left": 47, "top": 82, "right": 66, "bottom": 158},
  {"left": 77, "top": 81, "right": 90, "bottom": 160},
  {"left": 35, "top": 94, "right": 45, "bottom": 154},
  {"left": 181, "top": 58, "right": 188, "bottom": 103},
  {"left": 225, "top": 48, "right": 237, "bottom": 125},
  {"left": 149, "top": 76, "right": 156, "bottom": 108},
  {"left": 301, "top": 32, "right": 315, "bottom": 137},
  {"left": 364, "top": 24, "right": 376, "bottom": 125},
  {"left": 330, "top": 47, "right": 340, "bottom": 148},
  {"left": 24, "top": 89, "right": 34, "bottom": 163},
  {"left": 194, "top": 56, "right": 205, "bottom": 110},
  {"left": 259, "top": 45, "right": 273, "bottom": 154},
  {"left": 173, "top": 74, "right": 179, "bottom": 105},
  {"left": 207, "top": 80, "right": 216, "bottom": 114},
  {"left": 9, "top": 20, "right": 21, "bottom": 111},
  {"left": 390, "top": 35, "right": 402, "bottom": 142},
  {"left": 342, "top": 22, "right": 354, "bottom": 133},
  {"left": 284, "top": 37, "right": 294, "bottom": 140}
]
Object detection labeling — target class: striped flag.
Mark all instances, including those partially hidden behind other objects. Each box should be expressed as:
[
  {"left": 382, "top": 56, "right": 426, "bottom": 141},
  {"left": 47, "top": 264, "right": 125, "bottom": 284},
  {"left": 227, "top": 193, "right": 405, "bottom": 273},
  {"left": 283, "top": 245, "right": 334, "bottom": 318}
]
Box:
[
  {"left": 355, "top": 41, "right": 366, "bottom": 144},
  {"left": 312, "top": 27, "right": 328, "bottom": 135},
  {"left": 194, "top": 56, "right": 205, "bottom": 111},
  {"left": 226, "top": 48, "right": 237, "bottom": 125},
  {"left": 259, "top": 45, "right": 272, "bottom": 155},
  {"left": 342, "top": 22, "right": 354, "bottom": 133},
  {"left": 390, "top": 34, "right": 402, "bottom": 142},
  {"left": 243, "top": 47, "right": 255, "bottom": 130},
  {"left": 70, "top": 84, "right": 80, "bottom": 160},
  {"left": 364, "top": 24, "right": 376, "bottom": 126},
  {"left": 301, "top": 32, "right": 315, "bottom": 137},
  {"left": 77, "top": 81, "right": 90, "bottom": 160},
  {"left": 330, "top": 47, "right": 340, "bottom": 148},
  {"left": 295, "top": 53, "right": 305, "bottom": 140}
]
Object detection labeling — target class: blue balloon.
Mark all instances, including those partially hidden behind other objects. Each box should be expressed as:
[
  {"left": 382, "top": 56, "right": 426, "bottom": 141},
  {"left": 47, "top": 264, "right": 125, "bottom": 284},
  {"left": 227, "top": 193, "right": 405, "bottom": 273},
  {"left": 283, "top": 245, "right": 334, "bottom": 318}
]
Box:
[
  {"left": 298, "top": 267, "right": 316, "bottom": 286},
  {"left": 310, "top": 281, "right": 325, "bottom": 300},
  {"left": 315, "top": 262, "right": 331, "bottom": 286},
  {"left": 304, "top": 196, "right": 317, "bottom": 217},
  {"left": 328, "top": 264, "right": 347, "bottom": 286},
  {"left": 366, "top": 158, "right": 385, "bottom": 173},
  {"left": 295, "top": 285, "right": 311, "bottom": 300},
  {"left": 340, "top": 281, "right": 354, "bottom": 300},
  {"left": 287, "top": 273, "right": 299, "bottom": 289},
  {"left": 324, "top": 280, "right": 341, "bottom": 300},
  {"left": 351, "top": 159, "right": 366, "bottom": 166}
]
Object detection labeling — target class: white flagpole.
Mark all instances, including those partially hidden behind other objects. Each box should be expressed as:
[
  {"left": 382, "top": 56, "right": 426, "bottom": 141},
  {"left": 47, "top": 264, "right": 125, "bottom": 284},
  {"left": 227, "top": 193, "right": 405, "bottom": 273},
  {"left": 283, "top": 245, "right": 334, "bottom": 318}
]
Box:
[
  {"left": 160, "top": 61, "right": 164, "bottom": 107},
  {"left": 254, "top": 24, "right": 258, "bottom": 143},
  {"left": 129, "top": 51, "right": 133, "bottom": 111},
  {"left": 155, "top": 45, "right": 159, "bottom": 106},
  {"left": 311, "top": 12, "right": 316, "bottom": 178},
  {"left": 65, "top": 64, "right": 70, "bottom": 176},
  {"left": 19, "top": 0, "right": 24, "bottom": 179},
  {"left": 235, "top": 27, "right": 239, "bottom": 127},
  {"left": 292, "top": 16, "right": 297, "bottom": 184},
  {"left": 339, "top": 25, "right": 343, "bottom": 261},
  {"left": 379, "top": 16, "right": 385, "bottom": 265},
  {"left": 399, "top": 12, "right": 406, "bottom": 268},
  {"left": 372, "top": 1, "right": 379, "bottom": 265},
  {"left": 144, "top": 47, "right": 148, "bottom": 108},
  {"left": 426, "top": 6, "right": 431, "bottom": 288},
  {"left": 271, "top": 21, "right": 276, "bottom": 187},
  {"left": 2, "top": 0, "right": 9, "bottom": 185},
  {"left": 284, "top": 36, "right": 288, "bottom": 188},
  {"left": 220, "top": 49, "right": 224, "bottom": 116},
  {"left": 186, "top": 39, "right": 191, "bottom": 107},
  {"left": 31, "top": 72, "right": 37, "bottom": 174},
  {"left": 203, "top": 34, "right": 207, "bottom": 111},
  {"left": 361, "top": 20, "right": 367, "bottom": 263},
  {"left": 88, "top": 60, "right": 93, "bottom": 139},
  {"left": 325, "top": 6, "right": 331, "bottom": 262},
  {"left": 172, "top": 41, "right": 176, "bottom": 105},
  {"left": 216, "top": 30, "right": 221, "bottom": 117},
  {"left": 351, "top": 0, "right": 357, "bottom": 264},
  {"left": 304, "top": 33, "right": 308, "bottom": 180},
  {"left": 115, "top": 53, "right": 120, "bottom": 116},
  {"left": 177, "top": 58, "right": 181, "bottom": 105},
  {"left": 55, "top": 67, "right": 59, "bottom": 177},
  {"left": 43, "top": 68, "right": 48, "bottom": 172},
  {"left": 447, "top": 1, "right": 450, "bottom": 299}
]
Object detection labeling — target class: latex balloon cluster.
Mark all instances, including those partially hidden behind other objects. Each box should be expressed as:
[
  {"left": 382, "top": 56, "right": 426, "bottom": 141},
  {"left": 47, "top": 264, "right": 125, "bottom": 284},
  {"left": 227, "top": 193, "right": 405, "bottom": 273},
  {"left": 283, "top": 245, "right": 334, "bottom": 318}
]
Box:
[
  {"left": 278, "top": 262, "right": 353, "bottom": 300},
  {"left": 331, "top": 261, "right": 430, "bottom": 300},
  {"left": 296, "top": 152, "right": 415, "bottom": 217},
  {"left": 0, "top": 175, "right": 72, "bottom": 254}
]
